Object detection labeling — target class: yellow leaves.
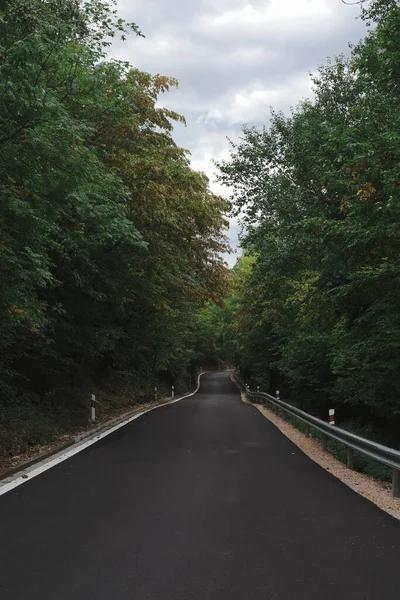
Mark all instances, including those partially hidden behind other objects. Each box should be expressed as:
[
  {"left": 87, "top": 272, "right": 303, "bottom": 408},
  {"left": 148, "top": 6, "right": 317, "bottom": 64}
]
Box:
[
  {"left": 231, "top": 255, "right": 256, "bottom": 296},
  {"left": 287, "top": 271, "right": 320, "bottom": 305},
  {"left": 94, "top": 66, "right": 229, "bottom": 307},
  {"left": 152, "top": 74, "right": 179, "bottom": 94},
  {"left": 9, "top": 306, "right": 26, "bottom": 315},
  {"left": 340, "top": 200, "right": 352, "bottom": 214},
  {"left": 340, "top": 180, "right": 375, "bottom": 213},
  {"left": 356, "top": 182, "right": 376, "bottom": 201},
  {"left": 286, "top": 271, "right": 326, "bottom": 326},
  {"left": 347, "top": 162, "right": 367, "bottom": 178},
  {"left": 9, "top": 307, "right": 40, "bottom": 333}
]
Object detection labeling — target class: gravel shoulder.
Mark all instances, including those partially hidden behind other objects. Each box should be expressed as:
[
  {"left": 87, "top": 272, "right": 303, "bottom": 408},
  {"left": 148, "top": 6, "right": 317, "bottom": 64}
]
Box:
[{"left": 233, "top": 378, "right": 400, "bottom": 520}]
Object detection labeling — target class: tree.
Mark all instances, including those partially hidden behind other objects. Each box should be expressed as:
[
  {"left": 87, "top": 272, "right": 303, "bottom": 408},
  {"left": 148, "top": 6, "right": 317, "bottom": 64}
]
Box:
[
  {"left": 216, "top": 1, "right": 400, "bottom": 427},
  {"left": 0, "top": 0, "right": 229, "bottom": 456}
]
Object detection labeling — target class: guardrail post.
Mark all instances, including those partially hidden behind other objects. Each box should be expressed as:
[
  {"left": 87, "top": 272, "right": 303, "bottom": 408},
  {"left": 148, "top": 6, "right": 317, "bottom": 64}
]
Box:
[
  {"left": 347, "top": 447, "right": 354, "bottom": 470},
  {"left": 392, "top": 469, "right": 400, "bottom": 498},
  {"left": 235, "top": 375, "right": 400, "bottom": 480}
]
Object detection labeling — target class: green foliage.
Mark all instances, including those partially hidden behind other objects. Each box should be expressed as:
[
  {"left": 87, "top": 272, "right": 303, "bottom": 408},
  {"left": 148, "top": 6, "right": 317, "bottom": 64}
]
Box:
[
  {"left": 0, "top": 0, "right": 229, "bottom": 458},
  {"left": 216, "top": 2, "right": 400, "bottom": 433}
]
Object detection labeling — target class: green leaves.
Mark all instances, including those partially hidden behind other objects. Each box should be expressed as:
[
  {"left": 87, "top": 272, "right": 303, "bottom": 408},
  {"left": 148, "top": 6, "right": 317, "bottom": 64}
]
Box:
[
  {"left": 0, "top": 0, "right": 229, "bottom": 453},
  {"left": 217, "top": 2, "right": 400, "bottom": 423}
]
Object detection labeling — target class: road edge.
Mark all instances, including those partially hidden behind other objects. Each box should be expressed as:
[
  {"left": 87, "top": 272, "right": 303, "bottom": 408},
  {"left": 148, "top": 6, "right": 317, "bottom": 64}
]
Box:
[
  {"left": 230, "top": 374, "right": 400, "bottom": 520},
  {"left": 0, "top": 373, "right": 204, "bottom": 497}
]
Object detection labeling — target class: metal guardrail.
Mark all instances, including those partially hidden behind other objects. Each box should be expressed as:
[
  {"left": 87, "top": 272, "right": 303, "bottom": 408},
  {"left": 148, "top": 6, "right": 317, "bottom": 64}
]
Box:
[{"left": 233, "top": 373, "right": 400, "bottom": 498}]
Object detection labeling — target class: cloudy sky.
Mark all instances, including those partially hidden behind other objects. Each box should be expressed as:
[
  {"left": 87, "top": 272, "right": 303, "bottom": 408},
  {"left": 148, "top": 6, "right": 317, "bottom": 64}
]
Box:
[{"left": 113, "top": 0, "right": 368, "bottom": 265}]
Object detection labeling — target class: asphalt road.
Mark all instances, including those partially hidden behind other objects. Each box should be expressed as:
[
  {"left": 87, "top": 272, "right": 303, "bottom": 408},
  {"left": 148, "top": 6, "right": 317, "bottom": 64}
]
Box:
[{"left": 1, "top": 372, "right": 400, "bottom": 599}]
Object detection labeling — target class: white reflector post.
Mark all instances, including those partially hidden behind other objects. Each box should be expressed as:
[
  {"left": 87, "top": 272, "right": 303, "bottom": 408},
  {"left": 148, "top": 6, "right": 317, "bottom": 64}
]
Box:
[{"left": 91, "top": 394, "right": 96, "bottom": 422}]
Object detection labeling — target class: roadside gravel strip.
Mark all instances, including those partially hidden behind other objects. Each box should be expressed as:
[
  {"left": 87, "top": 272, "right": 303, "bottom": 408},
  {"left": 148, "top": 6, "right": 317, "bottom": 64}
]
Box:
[
  {"left": 234, "top": 379, "right": 400, "bottom": 520},
  {"left": 0, "top": 374, "right": 204, "bottom": 497}
]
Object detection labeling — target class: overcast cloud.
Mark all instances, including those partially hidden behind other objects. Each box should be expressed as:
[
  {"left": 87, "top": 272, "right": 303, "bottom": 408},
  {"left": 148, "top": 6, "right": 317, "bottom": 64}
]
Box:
[{"left": 113, "top": 0, "right": 368, "bottom": 266}]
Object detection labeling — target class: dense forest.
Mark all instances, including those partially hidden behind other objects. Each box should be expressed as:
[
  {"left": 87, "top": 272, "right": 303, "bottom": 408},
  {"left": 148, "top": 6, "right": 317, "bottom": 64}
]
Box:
[
  {"left": 213, "top": 0, "right": 400, "bottom": 446},
  {"left": 0, "top": 0, "right": 229, "bottom": 458},
  {"left": 1, "top": 0, "right": 400, "bottom": 461}
]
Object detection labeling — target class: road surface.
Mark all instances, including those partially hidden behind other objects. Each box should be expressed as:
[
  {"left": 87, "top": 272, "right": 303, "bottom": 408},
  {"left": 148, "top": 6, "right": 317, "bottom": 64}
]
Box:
[{"left": 1, "top": 372, "right": 399, "bottom": 599}]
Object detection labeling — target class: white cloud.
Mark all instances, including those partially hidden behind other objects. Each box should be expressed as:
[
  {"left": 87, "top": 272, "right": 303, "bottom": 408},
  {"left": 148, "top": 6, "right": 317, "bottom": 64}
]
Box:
[
  {"left": 114, "top": 0, "right": 368, "bottom": 264},
  {"left": 201, "top": 0, "right": 334, "bottom": 36},
  {"left": 199, "top": 75, "right": 314, "bottom": 125}
]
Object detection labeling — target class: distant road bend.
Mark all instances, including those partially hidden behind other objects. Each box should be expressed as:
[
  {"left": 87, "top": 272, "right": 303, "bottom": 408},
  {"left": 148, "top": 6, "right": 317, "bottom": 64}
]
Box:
[{"left": 1, "top": 372, "right": 400, "bottom": 599}]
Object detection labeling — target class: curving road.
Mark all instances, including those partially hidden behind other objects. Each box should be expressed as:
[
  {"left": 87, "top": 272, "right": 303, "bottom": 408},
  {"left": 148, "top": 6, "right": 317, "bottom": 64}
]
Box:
[{"left": 1, "top": 372, "right": 400, "bottom": 599}]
